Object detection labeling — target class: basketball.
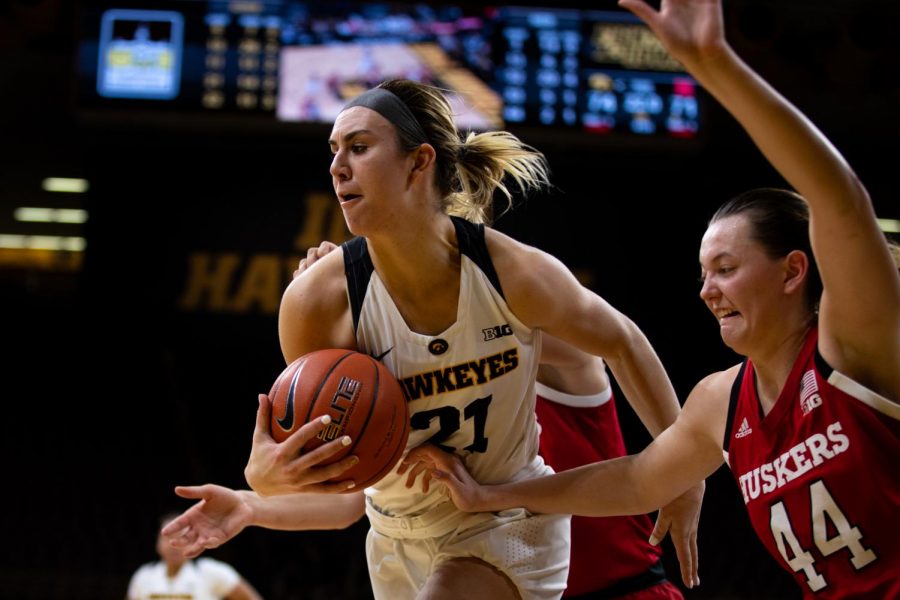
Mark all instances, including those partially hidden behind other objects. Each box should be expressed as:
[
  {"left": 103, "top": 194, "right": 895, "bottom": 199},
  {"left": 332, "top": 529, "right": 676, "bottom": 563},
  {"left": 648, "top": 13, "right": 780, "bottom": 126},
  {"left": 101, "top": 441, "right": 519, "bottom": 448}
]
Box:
[{"left": 268, "top": 348, "right": 410, "bottom": 491}]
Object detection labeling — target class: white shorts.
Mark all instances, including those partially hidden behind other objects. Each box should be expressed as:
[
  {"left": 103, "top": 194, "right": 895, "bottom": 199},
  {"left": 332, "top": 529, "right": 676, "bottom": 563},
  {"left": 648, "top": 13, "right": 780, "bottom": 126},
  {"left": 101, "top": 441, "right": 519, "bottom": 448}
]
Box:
[{"left": 364, "top": 493, "right": 571, "bottom": 599}]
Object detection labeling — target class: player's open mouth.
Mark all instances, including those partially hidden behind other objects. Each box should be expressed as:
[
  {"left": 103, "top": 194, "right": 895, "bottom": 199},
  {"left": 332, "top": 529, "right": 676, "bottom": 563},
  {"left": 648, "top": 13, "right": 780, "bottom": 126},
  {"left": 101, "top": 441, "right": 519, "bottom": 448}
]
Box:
[
  {"left": 716, "top": 309, "right": 740, "bottom": 323},
  {"left": 340, "top": 193, "right": 362, "bottom": 203}
]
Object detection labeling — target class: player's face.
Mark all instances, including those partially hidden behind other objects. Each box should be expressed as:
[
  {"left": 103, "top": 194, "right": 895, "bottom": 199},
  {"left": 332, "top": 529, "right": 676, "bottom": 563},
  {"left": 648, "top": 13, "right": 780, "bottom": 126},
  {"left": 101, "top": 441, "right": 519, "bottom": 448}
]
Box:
[
  {"left": 698, "top": 214, "right": 788, "bottom": 355},
  {"left": 328, "top": 107, "right": 413, "bottom": 236}
]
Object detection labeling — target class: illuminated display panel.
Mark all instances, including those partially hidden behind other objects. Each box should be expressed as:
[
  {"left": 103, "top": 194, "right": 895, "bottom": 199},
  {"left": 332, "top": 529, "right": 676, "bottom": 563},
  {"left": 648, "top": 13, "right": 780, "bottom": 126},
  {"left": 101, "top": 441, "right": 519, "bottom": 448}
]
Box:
[
  {"left": 76, "top": 1, "right": 702, "bottom": 141},
  {"left": 96, "top": 9, "right": 185, "bottom": 99}
]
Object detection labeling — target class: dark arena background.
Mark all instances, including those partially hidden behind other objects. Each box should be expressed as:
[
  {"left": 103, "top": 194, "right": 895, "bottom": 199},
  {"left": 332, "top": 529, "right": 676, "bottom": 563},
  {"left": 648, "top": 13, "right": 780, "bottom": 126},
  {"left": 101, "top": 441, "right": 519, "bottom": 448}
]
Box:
[{"left": 2, "top": 1, "right": 897, "bottom": 598}]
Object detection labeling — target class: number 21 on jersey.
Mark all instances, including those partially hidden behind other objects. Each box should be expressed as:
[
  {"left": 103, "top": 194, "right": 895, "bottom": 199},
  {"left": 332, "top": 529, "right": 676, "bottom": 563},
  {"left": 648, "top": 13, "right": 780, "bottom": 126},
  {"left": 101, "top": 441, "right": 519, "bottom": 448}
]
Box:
[{"left": 410, "top": 395, "right": 492, "bottom": 453}]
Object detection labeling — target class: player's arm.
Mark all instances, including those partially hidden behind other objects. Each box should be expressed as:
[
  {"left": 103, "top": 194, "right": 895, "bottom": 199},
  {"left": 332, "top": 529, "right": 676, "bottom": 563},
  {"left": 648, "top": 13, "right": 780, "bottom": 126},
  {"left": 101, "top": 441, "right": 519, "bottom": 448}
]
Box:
[
  {"left": 538, "top": 335, "right": 610, "bottom": 395},
  {"left": 539, "top": 333, "right": 705, "bottom": 587},
  {"left": 162, "top": 484, "right": 365, "bottom": 559},
  {"left": 490, "top": 231, "right": 681, "bottom": 434},
  {"left": 621, "top": 0, "right": 900, "bottom": 398},
  {"left": 539, "top": 335, "right": 706, "bottom": 587},
  {"left": 540, "top": 334, "right": 678, "bottom": 437},
  {"left": 244, "top": 489, "right": 366, "bottom": 531},
  {"left": 407, "top": 369, "right": 730, "bottom": 516},
  {"left": 488, "top": 233, "right": 708, "bottom": 585},
  {"left": 245, "top": 248, "right": 360, "bottom": 496},
  {"left": 278, "top": 246, "right": 357, "bottom": 361}
]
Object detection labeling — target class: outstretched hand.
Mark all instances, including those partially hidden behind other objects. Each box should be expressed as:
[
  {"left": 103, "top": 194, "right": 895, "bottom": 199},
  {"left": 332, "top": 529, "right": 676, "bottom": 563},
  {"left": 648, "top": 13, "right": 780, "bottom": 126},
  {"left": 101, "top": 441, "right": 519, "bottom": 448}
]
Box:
[
  {"left": 648, "top": 481, "right": 705, "bottom": 588},
  {"left": 161, "top": 484, "right": 252, "bottom": 559},
  {"left": 398, "top": 444, "right": 488, "bottom": 512},
  {"left": 244, "top": 393, "right": 359, "bottom": 495},
  {"left": 618, "top": 0, "right": 728, "bottom": 73}
]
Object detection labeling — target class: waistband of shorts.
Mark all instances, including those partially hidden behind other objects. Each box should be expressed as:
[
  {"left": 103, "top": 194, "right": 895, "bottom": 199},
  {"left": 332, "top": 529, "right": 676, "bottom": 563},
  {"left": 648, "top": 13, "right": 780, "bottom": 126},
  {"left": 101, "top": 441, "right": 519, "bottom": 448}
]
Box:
[{"left": 365, "top": 497, "right": 472, "bottom": 540}]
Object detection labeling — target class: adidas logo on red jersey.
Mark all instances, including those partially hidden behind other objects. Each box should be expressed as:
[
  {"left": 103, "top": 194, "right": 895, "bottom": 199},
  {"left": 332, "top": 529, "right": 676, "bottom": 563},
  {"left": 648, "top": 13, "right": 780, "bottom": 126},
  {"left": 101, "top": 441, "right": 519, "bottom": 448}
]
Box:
[{"left": 735, "top": 417, "right": 753, "bottom": 439}]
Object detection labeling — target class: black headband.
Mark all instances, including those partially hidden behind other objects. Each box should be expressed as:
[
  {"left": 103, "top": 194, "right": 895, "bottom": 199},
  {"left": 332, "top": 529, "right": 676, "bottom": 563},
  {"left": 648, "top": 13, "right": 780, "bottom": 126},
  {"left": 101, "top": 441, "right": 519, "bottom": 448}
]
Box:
[{"left": 342, "top": 87, "right": 429, "bottom": 145}]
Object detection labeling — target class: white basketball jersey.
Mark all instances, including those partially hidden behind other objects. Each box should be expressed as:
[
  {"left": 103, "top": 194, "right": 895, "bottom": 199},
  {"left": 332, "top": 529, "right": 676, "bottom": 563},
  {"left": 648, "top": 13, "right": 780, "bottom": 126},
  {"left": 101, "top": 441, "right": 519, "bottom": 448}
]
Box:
[
  {"left": 126, "top": 558, "right": 240, "bottom": 600},
  {"left": 342, "top": 217, "right": 542, "bottom": 518}
]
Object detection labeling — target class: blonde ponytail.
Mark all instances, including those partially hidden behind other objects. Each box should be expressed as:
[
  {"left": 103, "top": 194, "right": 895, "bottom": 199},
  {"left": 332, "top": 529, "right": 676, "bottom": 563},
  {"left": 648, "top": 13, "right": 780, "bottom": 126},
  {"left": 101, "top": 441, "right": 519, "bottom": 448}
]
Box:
[{"left": 376, "top": 79, "right": 551, "bottom": 226}]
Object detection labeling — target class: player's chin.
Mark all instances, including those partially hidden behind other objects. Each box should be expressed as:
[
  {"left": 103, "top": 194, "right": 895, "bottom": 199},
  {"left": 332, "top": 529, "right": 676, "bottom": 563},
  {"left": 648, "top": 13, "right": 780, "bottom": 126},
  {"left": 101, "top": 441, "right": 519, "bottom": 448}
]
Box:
[
  {"left": 718, "top": 329, "right": 749, "bottom": 355},
  {"left": 338, "top": 204, "right": 365, "bottom": 234}
]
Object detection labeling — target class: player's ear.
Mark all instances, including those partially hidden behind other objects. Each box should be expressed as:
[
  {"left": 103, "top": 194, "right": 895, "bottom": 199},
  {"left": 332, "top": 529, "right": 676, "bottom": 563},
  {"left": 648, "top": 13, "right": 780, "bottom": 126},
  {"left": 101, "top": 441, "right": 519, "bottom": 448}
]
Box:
[
  {"left": 409, "top": 144, "right": 436, "bottom": 178},
  {"left": 783, "top": 250, "right": 809, "bottom": 295}
]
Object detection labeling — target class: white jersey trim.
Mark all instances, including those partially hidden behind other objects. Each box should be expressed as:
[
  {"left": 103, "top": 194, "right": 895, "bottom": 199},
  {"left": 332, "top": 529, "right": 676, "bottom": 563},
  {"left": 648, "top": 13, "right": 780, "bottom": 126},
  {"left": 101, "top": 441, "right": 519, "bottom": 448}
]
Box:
[
  {"left": 827, "top": 369, "right": 900, "bottom": 421},
  {"left": 534, "top": 381, "right": 612, "bottom": 408}
]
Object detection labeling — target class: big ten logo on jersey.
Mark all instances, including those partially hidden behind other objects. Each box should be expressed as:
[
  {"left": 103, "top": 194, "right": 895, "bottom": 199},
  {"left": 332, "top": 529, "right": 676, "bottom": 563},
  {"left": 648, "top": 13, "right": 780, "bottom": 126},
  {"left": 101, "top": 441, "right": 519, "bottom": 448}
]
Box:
[
  {"left": 800, "top": 370, "right": 823, "bottom": 415},
  {"left": 177, "top": 192, "right": 350, "bottom": 315},
  {"left": 318, "top": 376, "right": 361, "bottom": 442},
  {"left": 482, "top": 324, "right": 512, "bottom": 341}
]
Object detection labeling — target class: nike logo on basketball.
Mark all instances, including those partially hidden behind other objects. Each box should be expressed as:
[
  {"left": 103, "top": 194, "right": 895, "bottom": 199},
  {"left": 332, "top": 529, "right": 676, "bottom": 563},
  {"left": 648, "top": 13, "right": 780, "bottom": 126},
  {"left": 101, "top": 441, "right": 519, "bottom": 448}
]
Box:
[
  {"left": 276, "top": 366, "right": 304, "bottom": 431},
  {"left": 372, "top": 347, "right": 393, "bottom": 362}
]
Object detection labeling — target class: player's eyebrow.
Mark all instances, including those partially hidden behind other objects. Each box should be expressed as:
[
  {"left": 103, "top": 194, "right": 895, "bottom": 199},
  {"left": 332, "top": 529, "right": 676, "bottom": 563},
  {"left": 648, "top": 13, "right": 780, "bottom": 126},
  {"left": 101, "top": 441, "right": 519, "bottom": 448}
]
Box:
[{"left": 328, "top": 129, "right": 372, "bottom": 149}]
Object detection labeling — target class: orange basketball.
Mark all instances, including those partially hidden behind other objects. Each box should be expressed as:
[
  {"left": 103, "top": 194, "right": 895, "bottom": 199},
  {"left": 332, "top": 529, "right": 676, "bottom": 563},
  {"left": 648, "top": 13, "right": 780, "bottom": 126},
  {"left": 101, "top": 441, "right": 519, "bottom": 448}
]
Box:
[{"left": 268, "top": 349, "right": 410, "bottom": 491}]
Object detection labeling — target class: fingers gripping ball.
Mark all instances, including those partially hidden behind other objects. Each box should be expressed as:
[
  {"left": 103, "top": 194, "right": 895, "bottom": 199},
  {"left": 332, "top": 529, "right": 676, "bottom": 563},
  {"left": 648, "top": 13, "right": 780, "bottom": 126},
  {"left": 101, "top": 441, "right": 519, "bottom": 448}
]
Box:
[{"left": 269, "top": 349, "right": 411, "bottom": 490}]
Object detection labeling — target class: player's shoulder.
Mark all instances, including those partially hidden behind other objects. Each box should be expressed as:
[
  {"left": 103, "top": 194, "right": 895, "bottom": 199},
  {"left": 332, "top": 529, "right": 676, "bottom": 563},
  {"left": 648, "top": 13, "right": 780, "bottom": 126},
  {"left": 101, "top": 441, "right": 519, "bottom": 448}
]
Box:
[
  {"left": 282, "top": 245, "right": 348, "bottom": 311},
  {"left": 195, "top": 556, "right": 238, "bottom": 575},
  {"left": 483, "top": 227, "right": 563, "bottom": 284},
  {"left": 483, "top": 226, "right": 543, "bottom": 257},
  {"left": 128, "top": 561, "right": 162, "bottom": 585},
  {"left": 132, "top": 560, "right": 158, "bottom": 575},
  {"left": 681, "top": 363, "right": 743, "bottom": 439},
  {"left": 693, "top": 363, "right": 743, "bottom": 398}
]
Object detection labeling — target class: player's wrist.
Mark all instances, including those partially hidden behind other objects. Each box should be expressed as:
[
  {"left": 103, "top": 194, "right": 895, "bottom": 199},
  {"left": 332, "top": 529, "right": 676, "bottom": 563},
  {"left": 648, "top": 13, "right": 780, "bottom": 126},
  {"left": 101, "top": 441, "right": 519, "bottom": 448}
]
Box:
[
  {"left": 478, "top": 483, "right": 515, "bottom": 513},
  {"left": 237, "top": 489, "right": 262, "bottom": 527}
]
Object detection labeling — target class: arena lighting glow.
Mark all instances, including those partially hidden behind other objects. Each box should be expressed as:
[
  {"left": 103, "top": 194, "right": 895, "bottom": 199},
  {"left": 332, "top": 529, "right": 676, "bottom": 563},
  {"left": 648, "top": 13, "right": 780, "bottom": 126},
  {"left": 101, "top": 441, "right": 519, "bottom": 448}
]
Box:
[
  {"left": 0, "top": 234, "right": 86, "bottom": 251},
  {"left": 877, "top": 218, "right": 900, "bottom": 233},
  {"left": 14, "top": 207, "right": 89, "bottom": 224},
  {"left": 41, "top": 177, "right": 90, "bottom": 193}
]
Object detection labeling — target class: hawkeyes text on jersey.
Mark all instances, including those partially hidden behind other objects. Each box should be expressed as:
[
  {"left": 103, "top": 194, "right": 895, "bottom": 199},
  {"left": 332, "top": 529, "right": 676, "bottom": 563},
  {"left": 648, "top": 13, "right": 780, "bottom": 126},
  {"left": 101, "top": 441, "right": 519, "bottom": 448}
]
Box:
[{"left": 401, "top": 348, "right": 518, "bottom": 401}]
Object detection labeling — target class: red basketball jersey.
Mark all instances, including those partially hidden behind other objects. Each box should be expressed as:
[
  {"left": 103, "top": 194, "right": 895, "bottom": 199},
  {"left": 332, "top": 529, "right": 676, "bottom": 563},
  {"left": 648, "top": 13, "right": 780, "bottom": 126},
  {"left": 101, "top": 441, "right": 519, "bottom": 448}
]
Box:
[
  {"left": 724, "top": 327, "right": 900, "bottom": 598},
  {"left": 535, "top": 384, "right": 668, "bottom": 597}
]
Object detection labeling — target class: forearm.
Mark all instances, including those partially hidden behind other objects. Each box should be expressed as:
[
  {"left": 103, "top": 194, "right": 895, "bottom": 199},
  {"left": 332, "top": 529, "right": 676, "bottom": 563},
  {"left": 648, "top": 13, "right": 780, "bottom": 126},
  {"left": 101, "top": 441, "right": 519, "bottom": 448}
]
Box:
[
  {"left": 478, "top": 421, "right": 718, "bottom": 516},
  {"left": 240, "top": 489, "right": 365, "bottom": 531},
  {"left": 604, "top": 321, "right": 680, "bottom": 438},
  {"left": 480, "top": 455, "right": 660, "bottom": 516}
]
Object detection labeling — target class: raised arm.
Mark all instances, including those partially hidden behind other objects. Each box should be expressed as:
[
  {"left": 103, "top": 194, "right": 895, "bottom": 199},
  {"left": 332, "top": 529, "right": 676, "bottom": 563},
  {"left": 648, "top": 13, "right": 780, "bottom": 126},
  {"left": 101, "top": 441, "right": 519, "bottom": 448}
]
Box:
[{"left": 620, "top": 0, "right": 900, "bottom": 398}]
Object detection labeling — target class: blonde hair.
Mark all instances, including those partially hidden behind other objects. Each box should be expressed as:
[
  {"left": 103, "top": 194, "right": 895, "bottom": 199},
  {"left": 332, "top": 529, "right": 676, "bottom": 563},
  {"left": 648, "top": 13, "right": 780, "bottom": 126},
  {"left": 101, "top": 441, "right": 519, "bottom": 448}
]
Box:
[{"left": 377, "top": 79, "right": 550, "bottom": 225}]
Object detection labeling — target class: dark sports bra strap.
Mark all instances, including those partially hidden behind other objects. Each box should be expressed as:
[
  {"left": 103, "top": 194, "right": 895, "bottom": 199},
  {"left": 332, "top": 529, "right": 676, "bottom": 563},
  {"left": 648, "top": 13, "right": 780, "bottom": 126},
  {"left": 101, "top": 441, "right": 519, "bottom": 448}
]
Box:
[
  {"left": 450, "top": 216, "right": 504, "bottom": 299},
  {"left": 342, "top": 219, "right": 504, "bottom": 332},
  {"left": 723, "top": 361, "right": 748, "bottom": 453},
  {"left": 341, "top": 236, "right": 375, "bottom": 333}
]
